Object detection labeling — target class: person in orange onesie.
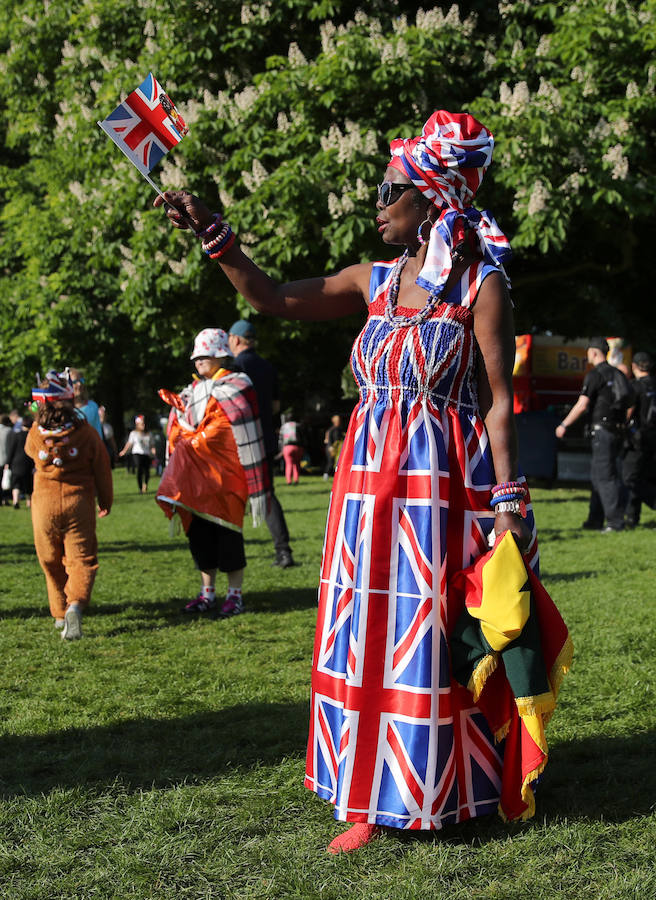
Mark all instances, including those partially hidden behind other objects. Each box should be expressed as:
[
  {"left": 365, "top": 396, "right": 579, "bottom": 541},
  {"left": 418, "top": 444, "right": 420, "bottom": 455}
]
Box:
[
  {"left": 157, "top": 328, "right": 270, "bottom": 617},
  {"left": 26, "top": 369, "right": 113, "bottom": 640}
]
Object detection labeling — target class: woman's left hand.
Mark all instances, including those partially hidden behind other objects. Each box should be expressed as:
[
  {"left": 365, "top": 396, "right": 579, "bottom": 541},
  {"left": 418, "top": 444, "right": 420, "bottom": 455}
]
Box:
[{"left": 494, "top": 511, "right": 532, "bottom": 553}]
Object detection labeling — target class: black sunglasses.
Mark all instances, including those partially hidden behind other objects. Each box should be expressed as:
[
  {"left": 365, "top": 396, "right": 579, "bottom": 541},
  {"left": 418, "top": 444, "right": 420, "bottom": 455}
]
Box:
[{"left": 377, "top": 181, "right": 415, "bottom": 208}]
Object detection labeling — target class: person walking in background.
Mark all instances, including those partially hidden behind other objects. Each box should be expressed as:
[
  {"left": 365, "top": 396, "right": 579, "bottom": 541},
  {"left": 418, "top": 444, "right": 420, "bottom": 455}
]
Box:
[
  {"left": 70, "top": 368, "right": 104, "bottom": 440},
  {"left": 279, "top": 412, "right": 304, "bottom": 485},
  {"left": 98, "top": 405, "right": 117, "bottom": 467},
  {"left": 26, "top": 370, "right": 112, "bottom": 640},
  {"left": 323, "top": 414, "right": 344, "bottom": 480},
  {"left": 157, "top": 328, "right": 270, "bottom": 617},
  {"left": 556, "top": 337, "right": 634, "bottom": 532},
  {"left": 7, "top": 415, "right": 34, "bottom": 509},
  {"left": 118, "top": 415, "right": 155, "bottom": 493},
  {"left": 228, "top": 320, "right": 295, "bottom": 568},
  {"left": 0, "top": 414, "right": 12, "bottom": 505},
  {"left": 622, "top": 351, "right": 656, "bottom": 527}
]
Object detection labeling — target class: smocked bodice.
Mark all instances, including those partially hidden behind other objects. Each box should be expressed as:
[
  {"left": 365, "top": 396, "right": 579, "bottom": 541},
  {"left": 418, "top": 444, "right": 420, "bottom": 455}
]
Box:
[{"left": 350, "top": 259, "right": 498, "bottom": 412}]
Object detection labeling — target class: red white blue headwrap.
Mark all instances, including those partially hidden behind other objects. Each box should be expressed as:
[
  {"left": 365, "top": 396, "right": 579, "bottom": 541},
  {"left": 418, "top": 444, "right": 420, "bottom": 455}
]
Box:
[
  {"left": 389, "top": 110, "right": 512, "bottom": 295},
  {"left": 32, "top": 368, "right": 74, "bottom": 405}
]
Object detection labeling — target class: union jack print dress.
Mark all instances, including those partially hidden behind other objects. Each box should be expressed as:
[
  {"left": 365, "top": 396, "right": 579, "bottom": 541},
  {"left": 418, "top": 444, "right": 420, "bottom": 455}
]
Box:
[{"left": 304, "top": 259, "right": 537, "bottom": 830}]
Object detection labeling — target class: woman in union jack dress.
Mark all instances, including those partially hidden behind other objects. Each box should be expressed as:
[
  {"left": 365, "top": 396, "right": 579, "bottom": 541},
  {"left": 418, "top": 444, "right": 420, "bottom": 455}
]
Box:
[{"left": 157, "top": 110, "right": 535, "bottom": 853}]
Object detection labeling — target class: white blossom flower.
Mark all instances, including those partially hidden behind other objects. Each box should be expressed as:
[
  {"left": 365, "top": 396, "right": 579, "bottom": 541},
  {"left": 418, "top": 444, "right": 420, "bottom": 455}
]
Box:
[
  {"left": 536, "top": 78, "right": 562, "bottom": 110},
  {"left": 393, "top": 14, "right": 408, "bottom": 33},
  {"left": 499, "top": 82, "right": 512, "bottom": 108},
  {"left": 570, "top": 66, "right": 585, "bottom": 82},
  {"left": 536, "top": 35, "right": 551, "bottom": 57},
  {"left": 416, "top": 8, "right": 444, "bottom": 30},
  {"left": 511, "top": 40, "right": 523, "bottom": 59},
  {"left": 626, "top": 81, "right": 639, "bottom": 99},
  {"left": 483, "top": 51, "right": 496, "bottom": 69},
  {"left": 327, "top": 193, "right": 342, "bottom": 218},
  {"left": 589, "top": 118, "right": 612, "bottom": 141},
  {"left": 168, "top": 259, "right": 186, "bottom": 275},
  {"left": 320, "top": 20, "right": 337, "bottom": 54},
  {"left": 560, "top": 173, "right": 581, "bottom": 196},
  {"left": 62, "top": 40, "right": 75, "bottom": 59},
  {"left": 380, "top": 42, "right": 395, "bottom": 64},
  {"left": 341, "top": 194, "right": 355, "bottom": 214},
  {"left": 277, "top": 111, "right": 291, "bottom": 133},
  {"left": 119, "top": 244, "right": 133, "bottom": 260},
  {"left": 288, "top": 42, "right": 306, "bottom": 68},
  {"left": 510, "top": 82, "right": 530, "bottom": 116},
  {"left": 34, "top": 73, "right": 48, "bottom": 89},
  {"left": 355, "top": 10, "right": 368, "bottom": 25},
  {"left": 444, "top": 4, "right": 460, "bottom": 26},
  {"left": 603, "top": 143, "right": 629, "bottom": 180},
  {"left": 527, "top": 180, "right": 549, "bottom": 216},
  {"left": 612, "top": 118, "right": 630, "bottom": 138}
]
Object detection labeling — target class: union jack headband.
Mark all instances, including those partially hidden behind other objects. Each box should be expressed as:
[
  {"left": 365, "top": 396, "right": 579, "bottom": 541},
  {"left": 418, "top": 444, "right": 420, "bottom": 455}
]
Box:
[
  {"left": 31, "top": 368, "right": 75, "bottom": 405},
  {"left": 389, "top": 110, "right": 511, "bottom": 296}
]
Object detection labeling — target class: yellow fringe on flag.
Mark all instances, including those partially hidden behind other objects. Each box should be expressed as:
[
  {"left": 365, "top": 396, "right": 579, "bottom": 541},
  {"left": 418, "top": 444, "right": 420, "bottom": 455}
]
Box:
[
  {"left": 549, "top": 633, "right": 574, "bottom": 697},
  {"left": 494, "top": 719, "right": 511, "bottom": 743},
  {"left": 515, "top": 692, "right": 556, "bottom": 719},
  {"left": 467, "top": 651, "right": 499, "bottom": 701}
]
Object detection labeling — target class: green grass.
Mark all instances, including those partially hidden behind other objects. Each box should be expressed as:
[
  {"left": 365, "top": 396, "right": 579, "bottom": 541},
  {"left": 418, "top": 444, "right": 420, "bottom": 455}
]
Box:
[{"left": 1, "top": 471, "right": 655, "bottom": 899}]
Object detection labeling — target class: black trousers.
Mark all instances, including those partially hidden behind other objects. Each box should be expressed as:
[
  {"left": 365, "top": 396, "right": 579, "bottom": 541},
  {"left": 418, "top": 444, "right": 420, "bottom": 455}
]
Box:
[
  {"left": 264, "top": 454, "right": 291, "bottom": 557},
  {"left": 133, "top": 454, "right": 151, "bottom": 489},
  {"left": 622, "top": 429, "right": 656, "bottom": 525},
  {"left": 587, "top": 427, "right": 624, "bottom": 530},
  {"left": 187, "top": 515, "right": 246, "bottom": 573}
]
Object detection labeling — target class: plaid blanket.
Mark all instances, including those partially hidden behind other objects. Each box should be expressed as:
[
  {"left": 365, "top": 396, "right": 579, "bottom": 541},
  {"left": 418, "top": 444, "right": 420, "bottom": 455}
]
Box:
[
  {"left": 448, "top": 530, "right": 573, "bottom": 822},
  {"left": 159, "top": 370, "right": 270, "bottom": 526}
]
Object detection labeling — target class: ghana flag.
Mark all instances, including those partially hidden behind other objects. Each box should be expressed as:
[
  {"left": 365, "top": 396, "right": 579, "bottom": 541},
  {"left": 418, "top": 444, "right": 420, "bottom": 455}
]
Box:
[{"left": 448, "top": 530, "right": 573, "bottom": 822}]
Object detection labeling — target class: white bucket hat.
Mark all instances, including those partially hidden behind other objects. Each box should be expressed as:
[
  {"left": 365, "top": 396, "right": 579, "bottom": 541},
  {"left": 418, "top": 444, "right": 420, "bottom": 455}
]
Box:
[{"left": 190, "top": 328, "right": 233, "bottom": 361}]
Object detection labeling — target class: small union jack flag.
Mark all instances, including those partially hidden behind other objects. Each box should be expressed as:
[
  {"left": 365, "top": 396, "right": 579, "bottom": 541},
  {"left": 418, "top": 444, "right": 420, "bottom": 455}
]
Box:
[{"left": 98, "top": 73, "right": 188, "bottom": 176}]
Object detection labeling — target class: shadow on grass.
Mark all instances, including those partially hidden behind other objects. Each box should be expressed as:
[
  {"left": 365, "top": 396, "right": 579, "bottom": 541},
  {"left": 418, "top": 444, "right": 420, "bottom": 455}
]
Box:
[
  {"left": 0, "top": 701, "right": 310, "bottom": 799},
  {"left": 1, "top": 589, "right": 318, "bottom": 628},
  {"left": 540, "top": 571, "right": 597, "bottom": 583}
]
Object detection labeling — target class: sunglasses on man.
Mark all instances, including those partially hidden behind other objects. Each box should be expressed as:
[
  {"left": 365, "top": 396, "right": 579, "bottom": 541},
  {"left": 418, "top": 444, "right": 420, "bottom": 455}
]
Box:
[{"left": 376, "top": 182, "right": 415, "bottom": 208}]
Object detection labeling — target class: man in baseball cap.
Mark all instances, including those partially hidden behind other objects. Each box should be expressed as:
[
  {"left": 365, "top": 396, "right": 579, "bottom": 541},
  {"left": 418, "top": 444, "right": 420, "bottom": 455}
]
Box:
[{"left": 228, "top": 319, "right": 295, "bottom": 568}]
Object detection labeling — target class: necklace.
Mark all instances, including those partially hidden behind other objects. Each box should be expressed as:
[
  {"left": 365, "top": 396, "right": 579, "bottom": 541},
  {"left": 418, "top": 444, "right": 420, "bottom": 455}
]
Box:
[{"left": 383, "top": 250, "right": 444, "bottom": 328}]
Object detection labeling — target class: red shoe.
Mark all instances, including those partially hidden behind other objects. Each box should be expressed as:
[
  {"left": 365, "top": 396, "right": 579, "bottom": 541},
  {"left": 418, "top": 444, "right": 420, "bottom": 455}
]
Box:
[{"left": 327, "top": 823, "right": 381, "bottom": 854}]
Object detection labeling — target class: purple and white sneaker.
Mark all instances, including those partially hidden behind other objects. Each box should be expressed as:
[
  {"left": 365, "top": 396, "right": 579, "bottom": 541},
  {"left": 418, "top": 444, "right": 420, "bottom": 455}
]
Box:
[
  {"left": 182, "top": 594, "right": 216, "bottom": 614},
  {"left": 219, "top": 594, "right": 244, "bottom": 618}
]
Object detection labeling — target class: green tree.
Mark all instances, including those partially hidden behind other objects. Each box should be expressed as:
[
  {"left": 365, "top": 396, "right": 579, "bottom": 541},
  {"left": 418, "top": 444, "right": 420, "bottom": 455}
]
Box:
[{"left": 1, "top": 1, "right": 654, "bottom": 430}]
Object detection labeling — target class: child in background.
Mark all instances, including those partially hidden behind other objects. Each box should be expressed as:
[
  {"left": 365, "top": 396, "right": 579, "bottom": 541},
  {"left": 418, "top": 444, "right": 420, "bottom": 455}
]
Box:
[
  {"left": 157, "top": 328, "right": 270, "bottom": 617},
  {"left": 119, "top": 415, "right": 156, "bottom": 493},
  {"left": 26, "top": 369, "right": 113, "bottom": 640}
]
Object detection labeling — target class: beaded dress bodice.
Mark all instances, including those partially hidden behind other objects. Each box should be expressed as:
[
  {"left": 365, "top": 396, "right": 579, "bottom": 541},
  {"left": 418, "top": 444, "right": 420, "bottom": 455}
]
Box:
[{"left": 351, "top": 259, "right": 497, "bottom": 412}]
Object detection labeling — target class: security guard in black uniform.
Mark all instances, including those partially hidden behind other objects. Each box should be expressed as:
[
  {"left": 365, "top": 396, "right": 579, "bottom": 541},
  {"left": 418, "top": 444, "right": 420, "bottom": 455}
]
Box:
[
  {"left": 623, "top": 351, "right": 656, "bottom": 527},
  {"left": 555, "top": 337, "right": 633, "bottom": 532}
]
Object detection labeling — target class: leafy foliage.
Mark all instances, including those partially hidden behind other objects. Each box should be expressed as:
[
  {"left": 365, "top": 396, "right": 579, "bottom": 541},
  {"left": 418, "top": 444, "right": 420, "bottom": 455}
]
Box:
[{"left": 1, "top": 0, "right": 654, "bottom": 425}]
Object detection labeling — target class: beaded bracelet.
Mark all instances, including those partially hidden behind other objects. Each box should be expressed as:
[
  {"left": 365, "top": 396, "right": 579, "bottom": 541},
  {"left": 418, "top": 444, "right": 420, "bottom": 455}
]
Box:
[
  {"left": 491, "top": 487, "right": 527, "bottom": 501},
  {"left": 208, "top": 229, "right": 236, "bottom": 260},
  {"left": 196, "top": 213, "right": 223, "bottom": 241},
  {"left": 490, "top": 493, "right": 525, "bottom": 507},
  {"left": 202, "top": 224, "right": 231, "bottom": 252},
  {"left": 491, "top": 481, "right": 526, "bottom": 497}
]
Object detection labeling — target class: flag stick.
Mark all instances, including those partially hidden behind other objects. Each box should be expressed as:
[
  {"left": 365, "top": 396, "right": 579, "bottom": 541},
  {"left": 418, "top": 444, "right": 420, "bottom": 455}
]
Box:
[{"left": 97, "top": 121, "right": 200, "bottom": 234}]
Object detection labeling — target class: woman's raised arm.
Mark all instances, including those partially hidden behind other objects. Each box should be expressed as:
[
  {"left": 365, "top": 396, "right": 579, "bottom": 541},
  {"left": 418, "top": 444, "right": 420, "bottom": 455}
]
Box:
[{"left": 154, "top": 190, "right": 370, "bottom": 322}]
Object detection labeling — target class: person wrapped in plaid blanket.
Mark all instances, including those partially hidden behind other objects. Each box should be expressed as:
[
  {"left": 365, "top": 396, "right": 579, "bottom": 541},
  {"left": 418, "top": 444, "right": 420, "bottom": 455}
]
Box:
[{"left": 157, "top": 328, "right": 270, "bottom": 617}]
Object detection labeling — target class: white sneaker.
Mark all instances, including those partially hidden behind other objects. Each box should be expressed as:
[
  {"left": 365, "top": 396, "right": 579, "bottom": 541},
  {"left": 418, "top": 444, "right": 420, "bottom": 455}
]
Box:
[{"left": 62, "top": 605, "right": 82, "bottom": 640}]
